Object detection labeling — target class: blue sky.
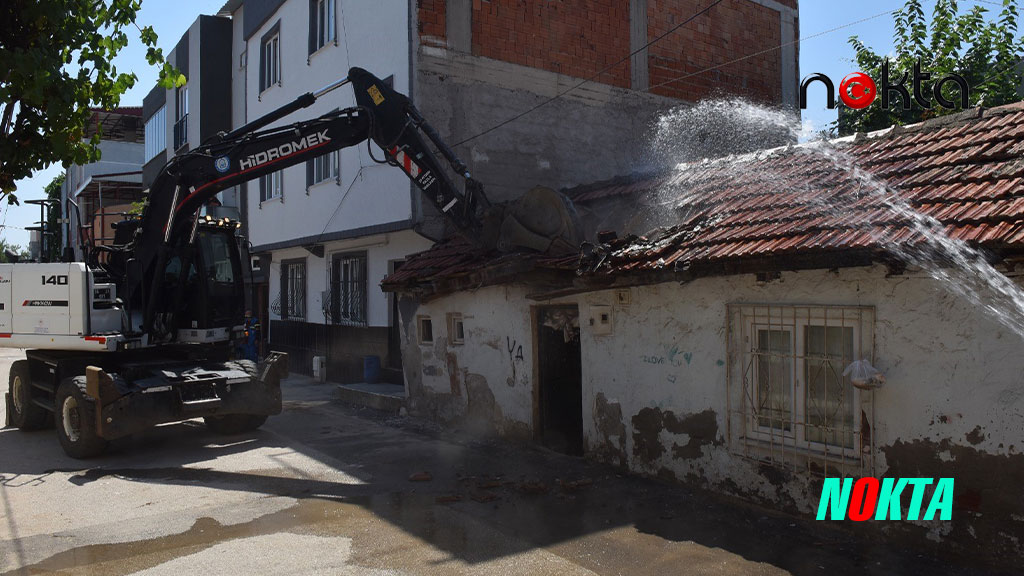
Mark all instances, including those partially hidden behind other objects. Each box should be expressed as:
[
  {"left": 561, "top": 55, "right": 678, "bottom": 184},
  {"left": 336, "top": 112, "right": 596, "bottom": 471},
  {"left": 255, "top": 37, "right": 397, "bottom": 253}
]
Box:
[{"left": 0, "top": 0, "right": 977, "bottom": 248}]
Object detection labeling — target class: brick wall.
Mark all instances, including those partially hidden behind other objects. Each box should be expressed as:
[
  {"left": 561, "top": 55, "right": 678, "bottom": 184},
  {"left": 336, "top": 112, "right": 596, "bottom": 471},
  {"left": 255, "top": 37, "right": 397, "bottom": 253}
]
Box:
[
  {"left": 647, "top": 0, "right": 782, "bottom": 103},
  {"left": 417, "top": 0, "right": 792, "bottom": 104},
  {"left": 471, "top": 0, "right": 631, "bottom": 89},
  {"left": 418, "top": 0, "right": 447, "bottom": 46}
]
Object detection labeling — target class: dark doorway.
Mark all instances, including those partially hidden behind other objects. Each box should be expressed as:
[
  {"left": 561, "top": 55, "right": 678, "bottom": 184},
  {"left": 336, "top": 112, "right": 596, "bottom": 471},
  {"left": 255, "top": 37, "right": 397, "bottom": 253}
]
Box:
[{"left": 536, "top": 306, "right": 583, "bottom": 456}]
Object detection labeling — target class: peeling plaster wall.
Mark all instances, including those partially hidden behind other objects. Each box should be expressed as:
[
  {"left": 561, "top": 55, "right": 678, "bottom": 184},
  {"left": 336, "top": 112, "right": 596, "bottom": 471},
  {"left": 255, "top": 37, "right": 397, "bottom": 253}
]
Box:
[
  {"left": 399, "top": 285, "right": 535, "bottom": 439},
  {"left": 398, "top": 264, "right": 1024, "bottom": 559}
]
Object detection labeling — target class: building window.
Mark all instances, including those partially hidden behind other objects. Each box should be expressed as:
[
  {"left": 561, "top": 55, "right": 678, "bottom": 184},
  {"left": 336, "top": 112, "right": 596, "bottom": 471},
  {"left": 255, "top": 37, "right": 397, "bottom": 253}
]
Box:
[
  {"left": 309, "top": 0, "right": 336, "bottom": 54},
  {"left": 418, "top": 316, "right": 433, "bottom": 344},
  {"left": 727, "top": 304, "right": 875, "bottom": 474},
  {"left": 330, "top": 252, "right": 366, "bottom": 325},
  {"left": 260, "top": 26, "right": 281, "bottom": 93},
  {"left": 260, "top": 171, "right": 282, "bottom": 202},
  {"left": 447, "top": 313, "right": 465, "bottom": 345},
  {"left": 173, "top": 86, "right": 188, "bottom": 150},
  {"left": 308, "top": 151, "right": 339, "bottom": 187},
  {"left": 144, "top": 105, "right": 166, "bottom": 162},
  {"left": 281, "top": 259, "right": 306, "bottom": 320}
]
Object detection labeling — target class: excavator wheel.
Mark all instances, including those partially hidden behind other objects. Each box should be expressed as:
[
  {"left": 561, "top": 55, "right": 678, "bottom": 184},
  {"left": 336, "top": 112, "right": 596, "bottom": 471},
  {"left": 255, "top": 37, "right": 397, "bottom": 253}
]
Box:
[{"left": 9, "top": 360, "right": 49, "bottom": 431}]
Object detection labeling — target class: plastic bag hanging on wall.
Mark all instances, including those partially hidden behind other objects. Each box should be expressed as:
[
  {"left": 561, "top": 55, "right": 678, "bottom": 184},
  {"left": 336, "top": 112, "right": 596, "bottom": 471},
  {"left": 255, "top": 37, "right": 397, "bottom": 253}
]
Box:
[{"left": 843, "top": 359, "right": 885, "bottom": 390}]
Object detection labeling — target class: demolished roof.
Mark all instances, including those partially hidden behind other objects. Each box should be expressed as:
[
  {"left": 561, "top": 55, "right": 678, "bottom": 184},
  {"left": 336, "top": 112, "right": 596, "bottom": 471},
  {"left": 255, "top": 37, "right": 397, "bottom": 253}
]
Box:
[{"left": 384, "top": 102, "right": 1024, "bottom": 297}]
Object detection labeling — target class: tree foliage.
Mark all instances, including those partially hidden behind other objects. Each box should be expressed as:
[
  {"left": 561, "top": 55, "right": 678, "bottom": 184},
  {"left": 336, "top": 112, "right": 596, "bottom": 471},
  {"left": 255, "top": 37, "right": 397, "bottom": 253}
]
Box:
[
  {"left": 0, "top": 1, "right": 184, "bottom": 204},
  {"left": 839, "top": 0, "right": 1024, "bottom": 135},
  {"left": 44, "top": 173, "right": 65, "bottom": 262},
  {"left": 0, "top": 238, "right": 31, "bottom": 263}
]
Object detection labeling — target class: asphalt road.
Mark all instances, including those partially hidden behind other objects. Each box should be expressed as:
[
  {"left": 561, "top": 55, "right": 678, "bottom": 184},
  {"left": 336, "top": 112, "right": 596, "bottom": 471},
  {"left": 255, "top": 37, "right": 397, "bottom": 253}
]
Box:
[{"left": 0, "top": 348, "right": 1010, "bottom": 575}]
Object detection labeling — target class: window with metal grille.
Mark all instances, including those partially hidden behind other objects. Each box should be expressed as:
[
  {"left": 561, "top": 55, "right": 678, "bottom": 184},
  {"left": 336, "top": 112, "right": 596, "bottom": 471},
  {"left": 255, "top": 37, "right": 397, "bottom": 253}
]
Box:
[
  {"left": 281, "top": 259, "right": 306, "bottom": 320},
  {"left": 330, "top": 252, "right": 366, "bottom": 325},
  {"left": 727, "top": 304, "right": 876, "bottom": 476},
  {"left": 260, "top": 171, "right": 282, "bottom": 202},
  {"left": 309, "top": 0, "right": 336, "bottom": 53}
]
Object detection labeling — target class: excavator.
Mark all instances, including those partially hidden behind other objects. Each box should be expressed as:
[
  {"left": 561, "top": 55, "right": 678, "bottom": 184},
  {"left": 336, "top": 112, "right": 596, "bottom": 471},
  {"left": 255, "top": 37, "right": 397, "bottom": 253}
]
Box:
[{"left": 1, "top": 67, "right": 580, "bottom": 457}]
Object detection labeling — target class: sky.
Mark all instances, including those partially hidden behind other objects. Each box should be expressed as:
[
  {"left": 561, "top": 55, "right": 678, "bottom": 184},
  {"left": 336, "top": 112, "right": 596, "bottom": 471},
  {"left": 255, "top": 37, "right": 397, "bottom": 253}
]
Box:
[{"left": 1, "top": 0, "right": 986, "bottom": 248}]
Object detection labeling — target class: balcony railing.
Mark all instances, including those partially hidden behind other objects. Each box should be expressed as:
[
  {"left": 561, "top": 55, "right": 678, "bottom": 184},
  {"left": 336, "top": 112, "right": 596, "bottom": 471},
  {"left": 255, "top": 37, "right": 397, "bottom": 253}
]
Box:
[{"left": 173, "top": 114, "right": 189, "bottom": 151}]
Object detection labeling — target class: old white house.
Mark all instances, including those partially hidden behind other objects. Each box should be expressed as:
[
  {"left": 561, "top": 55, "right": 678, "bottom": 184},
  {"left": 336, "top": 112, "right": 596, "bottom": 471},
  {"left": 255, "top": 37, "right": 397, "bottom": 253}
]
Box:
[{"left": 385, "top": 104, "right": 1024, "bottom": 563}]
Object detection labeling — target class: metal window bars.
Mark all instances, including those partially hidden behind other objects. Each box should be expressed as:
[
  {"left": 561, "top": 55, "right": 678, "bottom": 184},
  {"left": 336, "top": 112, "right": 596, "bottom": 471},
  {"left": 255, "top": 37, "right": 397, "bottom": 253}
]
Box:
[{"left": 726, "top": 303, "right": 876, "bottom": 478}]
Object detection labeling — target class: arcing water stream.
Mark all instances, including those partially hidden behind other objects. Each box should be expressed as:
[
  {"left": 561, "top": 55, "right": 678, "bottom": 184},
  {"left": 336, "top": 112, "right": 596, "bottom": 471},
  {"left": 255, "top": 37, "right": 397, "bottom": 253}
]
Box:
[{"left": 642, "top": 100, "right": 1024, "bottom": 339}]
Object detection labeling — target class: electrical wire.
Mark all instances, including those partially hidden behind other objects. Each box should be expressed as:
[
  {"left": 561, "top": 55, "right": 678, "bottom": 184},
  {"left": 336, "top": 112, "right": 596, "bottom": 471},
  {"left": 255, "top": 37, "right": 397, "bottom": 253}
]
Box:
[
  {"left": 449, "top": 0, "right": 726, "bottom": 148},
  {"left": 647, "top": 7, "right": 903, "bottom": 92}
]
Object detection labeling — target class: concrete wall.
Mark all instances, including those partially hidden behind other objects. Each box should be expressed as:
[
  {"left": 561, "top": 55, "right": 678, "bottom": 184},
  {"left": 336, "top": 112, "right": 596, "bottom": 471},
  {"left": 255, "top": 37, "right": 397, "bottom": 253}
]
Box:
[
  {"left": 415, "top": 49, "right": 683, "bottom": 203},
  {"left": 397, "top": 264, "right": 1024, "bottom": 560}
]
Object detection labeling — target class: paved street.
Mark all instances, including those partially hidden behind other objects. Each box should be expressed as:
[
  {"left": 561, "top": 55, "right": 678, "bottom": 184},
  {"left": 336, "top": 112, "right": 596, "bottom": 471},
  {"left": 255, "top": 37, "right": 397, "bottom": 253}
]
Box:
[{"left": 0, "top": 347, "right": 1009, "bottom": 575}]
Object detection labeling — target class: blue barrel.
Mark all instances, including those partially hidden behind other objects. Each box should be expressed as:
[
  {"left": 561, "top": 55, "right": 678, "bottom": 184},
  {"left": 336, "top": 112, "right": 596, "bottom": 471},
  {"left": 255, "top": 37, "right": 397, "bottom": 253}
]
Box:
[{"left": 363, "top": 355, "right": 381, "bottom": 384}]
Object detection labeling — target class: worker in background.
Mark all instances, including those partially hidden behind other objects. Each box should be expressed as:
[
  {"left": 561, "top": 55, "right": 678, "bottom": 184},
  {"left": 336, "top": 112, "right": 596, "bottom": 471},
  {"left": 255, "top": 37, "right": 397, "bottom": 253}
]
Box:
[{"left": 240, "top": 310, "right": 260, "bottom": 362}]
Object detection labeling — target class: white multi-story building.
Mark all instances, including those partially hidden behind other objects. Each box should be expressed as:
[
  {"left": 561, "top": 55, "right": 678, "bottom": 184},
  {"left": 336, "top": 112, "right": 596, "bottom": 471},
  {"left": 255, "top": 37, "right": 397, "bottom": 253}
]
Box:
[{"left": 218, "top": 0, "right": 432, "bottom": 381}]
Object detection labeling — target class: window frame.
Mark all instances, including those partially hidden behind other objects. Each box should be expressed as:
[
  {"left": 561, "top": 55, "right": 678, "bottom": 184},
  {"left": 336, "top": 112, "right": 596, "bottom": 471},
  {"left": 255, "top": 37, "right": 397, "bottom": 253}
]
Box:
[
  {"left": 280, "top": 258, "right": 307, "bottom": 321},
  {"left": 417, "top": 316, "right": 434, "bottom": 345},
  {"left": 144, "top": 105, "right": 166, "bottom": 162},
  {"left": 447, "top": 313, "right": 465, "bottom": 345},
  {"left": 729, "top": 304, "right": 874, "bottom": 468},
  {"left": 309, "top": 150, "right": 340, "bottom": 188},
  {"left": 330, "top": 251, "right": 367, "bottom": 326},
  {"left": 260, "top": 23, "right": 282, "bottom": 94},
  {"left": 747, "top": 316, "right": 862, "bottom": 457},
  {"left": 259, "top": 170, "right": 283, "bottom": 203},
  {"left": 173, "top": 85, "right": 189, "bottom": 151},
  {"left": 309, "top": 0, "right": 336, "bottom": 55}
]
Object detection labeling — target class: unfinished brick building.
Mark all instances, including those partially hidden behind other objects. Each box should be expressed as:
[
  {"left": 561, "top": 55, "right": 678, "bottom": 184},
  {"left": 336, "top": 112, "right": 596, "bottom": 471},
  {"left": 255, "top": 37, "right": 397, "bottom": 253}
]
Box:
[{"left": 413, "top": 0, "right": 799, "bottom": 207}]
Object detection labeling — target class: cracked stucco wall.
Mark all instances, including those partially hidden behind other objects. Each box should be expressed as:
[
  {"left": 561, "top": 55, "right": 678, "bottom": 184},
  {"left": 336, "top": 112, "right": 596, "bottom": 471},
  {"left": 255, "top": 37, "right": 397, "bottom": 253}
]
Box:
[{"left": 398, "top": 264, "right": 1024, "bottom": 559}]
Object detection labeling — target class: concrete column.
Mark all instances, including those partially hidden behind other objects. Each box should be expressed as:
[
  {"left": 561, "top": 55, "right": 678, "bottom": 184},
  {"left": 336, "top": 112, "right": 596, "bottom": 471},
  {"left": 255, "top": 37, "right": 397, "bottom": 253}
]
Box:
[
  {"left": 629, "top": 0, "right": 649, "bottom": 91},
  {"left": 779, "top": 12, "right": 798, "bottom": 109},
  {"left": 446, "top": 0, "right": 472, "bottom": 53}
]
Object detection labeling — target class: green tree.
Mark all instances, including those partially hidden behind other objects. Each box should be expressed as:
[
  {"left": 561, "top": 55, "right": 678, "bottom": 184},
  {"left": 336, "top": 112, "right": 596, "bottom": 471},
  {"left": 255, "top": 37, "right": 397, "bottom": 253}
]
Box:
[
  {"left": 0, "top": 238, "right": 31, "bottom": 263},
  {"left": 839, "top": 0, "right": 1024, "bottom": 135},
  {"left": 44, "top": 173, "right": 65, "bottom": 262},
  {"left": 0, "top": 1, "right": 184, "bottom": 204}
]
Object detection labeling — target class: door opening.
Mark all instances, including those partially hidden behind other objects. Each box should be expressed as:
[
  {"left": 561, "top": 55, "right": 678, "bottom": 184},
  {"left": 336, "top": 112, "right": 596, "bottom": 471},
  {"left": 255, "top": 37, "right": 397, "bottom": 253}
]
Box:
[{"left": 536, "top": 306, "right": 583, "bottom": 456}]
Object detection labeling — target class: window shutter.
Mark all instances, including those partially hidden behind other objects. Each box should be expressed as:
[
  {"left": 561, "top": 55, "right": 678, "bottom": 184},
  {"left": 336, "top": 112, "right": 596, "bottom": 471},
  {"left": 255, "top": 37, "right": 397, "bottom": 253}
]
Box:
[
  {"left": 306, "top": 159, "right": 314, "bottom": 189},
  {"left": 259, "top": 41, "right": 266, "bottom": 91},
  {"left": 333, "top": 0, "right": 338, "bottom": 46},
  {"left": 308, "top": 0, "right": 317, "bottom": 56}
]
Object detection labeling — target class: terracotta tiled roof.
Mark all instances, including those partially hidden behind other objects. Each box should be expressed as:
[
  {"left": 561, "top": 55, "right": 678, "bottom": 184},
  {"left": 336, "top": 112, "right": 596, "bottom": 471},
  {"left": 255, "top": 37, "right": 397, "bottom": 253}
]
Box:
[
  {"left": 385, "top": 102, "right": 1024, "bottom": 293},
  {"left": 574, "top": 104, "right": 1024, "bottom": 277}
]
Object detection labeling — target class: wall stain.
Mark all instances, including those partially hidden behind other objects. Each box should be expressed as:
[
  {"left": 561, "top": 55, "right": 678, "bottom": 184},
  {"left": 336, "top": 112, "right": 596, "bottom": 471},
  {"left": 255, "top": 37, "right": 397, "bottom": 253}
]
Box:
[
  {"left": 882, "top": 438, "right": 1024, "bottom": 564},
  {"left": 631, "top": 407, "right": 721, "bottom": 466},
  {"left": 965, "top": 425, "right": 985, "bottom": 446},
  {"left": 593, "top": 393, "right": 627, "bottom": 468},
  {"left": 445, "top": 352, "right": 462, "bottom": 396}
]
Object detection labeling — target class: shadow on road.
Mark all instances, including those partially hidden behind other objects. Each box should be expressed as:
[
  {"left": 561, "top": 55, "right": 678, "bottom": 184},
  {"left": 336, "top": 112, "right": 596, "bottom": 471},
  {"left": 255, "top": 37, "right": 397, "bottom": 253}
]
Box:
[{"left": 0, "top": 376, "right": 1013, "bottom": 576}]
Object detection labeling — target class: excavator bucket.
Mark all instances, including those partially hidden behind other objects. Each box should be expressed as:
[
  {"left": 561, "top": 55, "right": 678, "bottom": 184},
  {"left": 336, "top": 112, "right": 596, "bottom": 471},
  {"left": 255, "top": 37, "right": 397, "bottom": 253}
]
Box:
[{"left": 486, "top": 186, "right": 583, "bottom": 256}]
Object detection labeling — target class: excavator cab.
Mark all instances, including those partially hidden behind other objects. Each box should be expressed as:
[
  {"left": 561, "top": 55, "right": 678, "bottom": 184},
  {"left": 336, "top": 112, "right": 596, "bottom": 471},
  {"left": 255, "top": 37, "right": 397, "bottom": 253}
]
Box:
[{"left": 153, "top": 220, "right": 246, "bottom": 343}]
